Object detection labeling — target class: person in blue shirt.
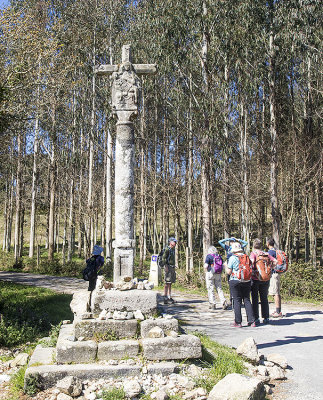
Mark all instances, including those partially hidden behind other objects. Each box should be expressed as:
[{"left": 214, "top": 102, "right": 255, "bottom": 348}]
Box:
[
  {"left": 225, "top": 242, "right": 255, "bottom": 328},
  {"left": 218, "top": 237, "right": 248, "bottom": 306}
]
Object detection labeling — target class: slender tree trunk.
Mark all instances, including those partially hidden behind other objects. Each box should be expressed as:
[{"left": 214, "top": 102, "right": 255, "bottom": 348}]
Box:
[
  {"left": 14, "top": 132, "right": 22, "bottom": 263},
  {"left": 269, "top": 1, "right": 280, "bottom": 248}
]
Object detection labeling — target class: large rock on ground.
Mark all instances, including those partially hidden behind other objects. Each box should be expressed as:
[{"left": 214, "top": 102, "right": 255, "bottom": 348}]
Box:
[
  {"left": 208, "top": 373, "right": 266, "bottom": 400},
  {"left": 142, "top": 334, "right": 202, "bottom": 360},
  {"left": 91, "top": 289, "right": 158, "bottom": 316},
  {"left": 70, "top": 290, "right": 91, "bottom": 318},
  {"left": 266, "top": 353, "right": 288, "bottom": 369},
  {"left": 57, "top": 376, "right": 82, "bottom": 397},
  {"left": 236, "top": 337, "right": 260, "bottom": 362}
]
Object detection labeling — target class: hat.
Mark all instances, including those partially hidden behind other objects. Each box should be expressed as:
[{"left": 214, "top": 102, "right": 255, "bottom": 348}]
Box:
[
  {"left": 92, "top": 245, "right": 103, "bottom": 255},
  {"left": 231, "top": 242, "right": 242, "bottom": 253},
  {"left": 168, "top": 237, "right": 177, "bottom": 243}
]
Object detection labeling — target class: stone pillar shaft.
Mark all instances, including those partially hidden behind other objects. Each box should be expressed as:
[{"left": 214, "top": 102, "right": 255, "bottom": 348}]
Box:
[{"left": 113, "top": 121, "right": 135, "bottom": 283}]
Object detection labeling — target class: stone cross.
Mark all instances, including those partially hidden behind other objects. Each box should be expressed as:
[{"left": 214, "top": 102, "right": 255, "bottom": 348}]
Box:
[{"left": 95, "top": 44, "right": 157, "bottom": 283}]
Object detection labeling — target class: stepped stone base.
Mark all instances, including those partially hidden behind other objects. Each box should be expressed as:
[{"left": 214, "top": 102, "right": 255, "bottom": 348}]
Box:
[
  {"left": 142, "top": 334, "right": 202, "bottom": 360},
  {"left": 98, "top": 340, "right": 139, "bottom": 360},
  {"left": 24, "top": 364, "right": 141, "bottom": 391},
  {"left": 28, "top": 345, "right": 56, "bottom": 367},
  {"left": 140, "top": 319, "right": 178, "bottom": 338},
  {"left": 91, "top": 289, "right": 158, "bottom": 316},
  {"left": 74, "top": 319, "right": 138, "bottom": 340}
]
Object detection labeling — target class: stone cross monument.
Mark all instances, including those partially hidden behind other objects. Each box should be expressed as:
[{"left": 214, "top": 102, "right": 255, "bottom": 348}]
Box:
[{"left": 95, "top": 45, "right": 157, "bottom": 283}]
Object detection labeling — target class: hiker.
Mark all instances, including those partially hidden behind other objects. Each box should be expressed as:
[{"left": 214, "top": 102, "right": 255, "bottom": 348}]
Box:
[
  {"left": 267, "top": 238, "right": 283, "bottom": 318},
  {"left": 204, "top": 246, "right": 228, "bottom": 310},
  {"left": 250, "top": 238, "right": 277, "bottom": 325},
  {"left": 87, "top": 245, "right": 104, "bottom": 291},
  {"left": 218, "top": 237, "right": 248, "bottom": 306},
  {"left": 225, "top": 242, "right": 255, "bottom": 327},
  {"left": 162, "top": 237, "right": 177, "bottom": 304}
]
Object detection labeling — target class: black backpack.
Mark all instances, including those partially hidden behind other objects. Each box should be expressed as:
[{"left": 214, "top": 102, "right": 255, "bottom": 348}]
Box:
[
  {"left": 82, "top": 256, "right": 97, "bottom": 281},
  {"left": 157, "top": 247, "right": 170, "bottom": 269}
]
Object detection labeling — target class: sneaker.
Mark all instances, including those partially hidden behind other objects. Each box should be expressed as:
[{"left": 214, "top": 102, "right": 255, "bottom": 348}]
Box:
[
  {"left": 271, "top": 311, "right": 283, "bottom": 318},
  {"left": 250, "top": 322, "right": 257, "bottom": 327},
  {"left": 169, "top": 298, "right": 175, "bottom": 304},
  {"left": 263, "top": 318, "right": 270, "bottom": 324},
  {"left": 248, "top": 319, "right": 260, "bottom": 326},
  {"left": 231, "top": 322, "right": 242, "bottom": 328},
  {"left": 222, "top": 301, "right": 228, "bottom": 310}
]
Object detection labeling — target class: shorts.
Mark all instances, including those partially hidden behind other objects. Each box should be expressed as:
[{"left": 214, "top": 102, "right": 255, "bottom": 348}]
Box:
[
  {"left": 269, "top": 273, "right": 281, "bottom": 295},
  {"left": 164, "top": 265, "right": 176, "bottom": 284}
]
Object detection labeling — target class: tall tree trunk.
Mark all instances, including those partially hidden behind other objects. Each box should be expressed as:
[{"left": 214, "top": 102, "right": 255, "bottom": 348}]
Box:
[
  {"left": 222, "top": 61, "right": 230, "bottom": 239},
  {"left": 14, "top": 132, "right": 22, "bottom": 263},
  {"left": 48, "top": 104, "right": 57, "bottom": 261},
  {"left": 269, "top": 1, "right": 280, "bottom": 247}
]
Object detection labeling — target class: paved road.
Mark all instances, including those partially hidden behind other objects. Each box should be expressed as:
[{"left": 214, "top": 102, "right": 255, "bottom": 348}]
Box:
[{"left": 1, "top": 271, "right": 322, "bottom": 400}]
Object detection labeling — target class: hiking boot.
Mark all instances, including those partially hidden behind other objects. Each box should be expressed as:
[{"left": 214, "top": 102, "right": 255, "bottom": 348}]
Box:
[
  {"left": 222, "top": 301, "right": 229, "bottom": 310},
  {"left": 248, "top": 319, "right": 259, "bottom": 327},
  {"left": 263, "top": 318, "right": 270, "bottom": 324},
  {"left": 249, "top": 322, "right": 257, "bottom": 327},
  {"left": 164, "top": 298, "right": 170, "bottom": 305},
  {"left": 169, "top": 298, "right": 175, "bottom": 304},
  {"left": 271, "top": 311, "right": 283, "bottom": 318},
  {"left": 231, "top": 322, "right": 242, "bottom": 328}
]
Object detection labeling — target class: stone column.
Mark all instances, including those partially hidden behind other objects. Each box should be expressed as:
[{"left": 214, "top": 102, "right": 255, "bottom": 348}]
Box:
[{"left": 113, "top": 118, "right": 136, "bottom": 283}]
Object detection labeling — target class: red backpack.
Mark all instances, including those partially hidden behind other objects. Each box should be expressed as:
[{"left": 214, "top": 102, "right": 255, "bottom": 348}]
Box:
[
  {"left": 275, "top": 250, "right": 288, "bottom": 273},
  {"left": 255, "top": 252, "right": 272, "bottom": 281},
  {"left": 233, "top": 254, "right": 252, "bottom": 281}
]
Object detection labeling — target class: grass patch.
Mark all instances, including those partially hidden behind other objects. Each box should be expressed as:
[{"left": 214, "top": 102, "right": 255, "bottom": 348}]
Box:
[
  {"left": 193, "top": 332, "right": 246, "bottom": 392},
  {"left": 0, "top": 282, "right": 72, "bottom": 348},
  {"left": 101, "top": 387, "right": 126, "bottom": 400}
]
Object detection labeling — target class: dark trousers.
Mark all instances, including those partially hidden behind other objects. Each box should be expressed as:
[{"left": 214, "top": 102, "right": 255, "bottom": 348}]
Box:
[
  {"left": 251, "top": 280, "right": 270, "bottom": 320},
  {"left": 229, "top": 280, "right": 255, "bottom": 324},
  {"left": 88, "top": 275, "right": 97, "bottom": 291}
]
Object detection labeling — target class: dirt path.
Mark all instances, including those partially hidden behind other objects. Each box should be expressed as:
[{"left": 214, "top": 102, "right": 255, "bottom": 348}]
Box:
[{"left": 1, "top": 271, "right": 322, "bottom": 400}]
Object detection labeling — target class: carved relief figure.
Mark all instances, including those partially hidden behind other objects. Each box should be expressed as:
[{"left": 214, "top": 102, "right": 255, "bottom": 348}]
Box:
[{"left": 111, "top": 62, "right": 141, "bottom": 112}]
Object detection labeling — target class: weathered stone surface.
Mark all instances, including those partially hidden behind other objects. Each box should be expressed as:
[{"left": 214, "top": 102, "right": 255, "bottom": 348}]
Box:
[
  {"left": 141, "top": 319, "right": 178, "bottom": 338},
  {"left": 134, "top": 310, "right": 144, "bottom": 320},
  {"left": 236, "top": 337, "right": 260, "bottom": 362},
  {"left": 57, "top": 393, "right": 73, "bottom": 400},
  {"left": 10, "top": 353, "right": 29, "bottom": 367},
  {"left": 267, "top": 365, "right": 286, "bottom": 380},
  {"left": 91, "top": 289, "right": 158, "bottom": 316},
  {"left": 154, "top": 389, "right": 169, "bottom": 400},
  {"left": 70, "top": 290, "right": 91, "bottom": 317},
  {"left": 57, "top": 324, "right": 97, "bottom": 364},
  {"left": 183, "top": 387, "right": 207, "bottom": 399},
  {"left": 147, "top": 362, "right": 179, "bottom": 376},
  {"left": 29, "top": 345, "right": 55, "bottom": 366},
  {"left": 148, "top": 326, "right": 165, "bottom": 338},
  {"left": 57, "top": 376, "right": 82, "bottom": 397},
  {"left": 24, "top": 364, "right": 141, "bottom": 391},
  {"left": 208, "top": 373, "right": 266, "bottom": 400},
  {"left": 142, "top": 335, "right": 202, "bottom": 360},
  {"left": 74, "top": 319, "right": 138, "bottom": 340},
  {"left": 123, "top": 378, "right": 142, "bottom": 398},
  {"left": 266, "top": 353, "right": 288, "bottom": 369},
  {"left": 97, "top": 340, "right": 139, "bottom": 360}
]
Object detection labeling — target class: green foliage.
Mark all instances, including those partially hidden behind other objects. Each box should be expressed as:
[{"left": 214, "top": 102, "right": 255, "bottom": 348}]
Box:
[
  {"left": 101, "top": 387, "right": 126, "bottom": 400},
  {"left": 0, "top": 282, "right": 72, "bottom": 347},
  {"left": 9, "top": 365, "right": 27, "bottom": 399},
  {"left": 280, "top": 263, "right": 323, "bottom": 301},
  {"left": 24, "top": 372, "right": 41, "bottom": 396},
  {"left": 193, "top": 332, "right": 246, "bottom": 392},
  {"left": 38, "top": 322, "right": 62, "bottom": 347},
  {"left": 93, "top": 329, "right": 120, "bottom": 342}
]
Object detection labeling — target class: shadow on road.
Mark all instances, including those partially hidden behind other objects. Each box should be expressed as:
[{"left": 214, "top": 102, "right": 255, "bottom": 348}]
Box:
[
  {"left": 258, "top": 335, "right": 323, "bottom": 349},
  {"left": 286, "top": 310, "right": 323, "bottom": 317}
]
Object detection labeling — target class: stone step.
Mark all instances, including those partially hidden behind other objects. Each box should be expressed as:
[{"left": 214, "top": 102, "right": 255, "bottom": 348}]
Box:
[
  {"left": 24, "top": 364, "right": 141, "bottom": 392},
  {"left": 142, "top": 334, "right": 202, "bottom": 360},
  {"left": 98, "top": 340, "right": 139, "bottom": 360},
  {"left": 74, "top": 319, "right": 138, "bottom": 340},
  {"left": 140, "top": 318, "right": 178, "bottom": 338}
]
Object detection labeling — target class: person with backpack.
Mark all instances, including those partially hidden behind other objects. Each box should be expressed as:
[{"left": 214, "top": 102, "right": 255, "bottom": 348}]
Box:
[
  {"left": 85, "top": 245, "right": 104, "bottom": 291},
  {"left": 218, "top": 237, "right": 248, "bottom": 307},
  {"left": 162, "top": 237, "right": 177, "bottom": 304},
  {"left": 250, "top": 238, "right": 277, "bottom": 325},
  {"left": 225, "top": 242, "right": 255, "bottom": 327},
  {"left": 267, "top": 238, "right": 288, "bottom": 318},
  {"left": 204, "top": 246, "right": 228, "bottom": 310}
]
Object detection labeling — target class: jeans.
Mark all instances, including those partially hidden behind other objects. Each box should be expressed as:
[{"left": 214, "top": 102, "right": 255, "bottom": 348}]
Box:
[
  {"left": 251, "top": 280, "right": 270, "bottom": 320},
  {"left": 229, "top": 280, "right": 255, "bottom": 324}
]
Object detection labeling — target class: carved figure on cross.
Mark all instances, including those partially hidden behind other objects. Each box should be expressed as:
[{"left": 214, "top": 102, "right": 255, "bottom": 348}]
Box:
[{"left": 95, "top": 44, "right": 157, "bottom": 122}]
